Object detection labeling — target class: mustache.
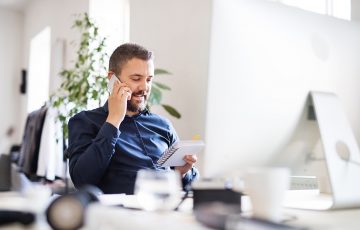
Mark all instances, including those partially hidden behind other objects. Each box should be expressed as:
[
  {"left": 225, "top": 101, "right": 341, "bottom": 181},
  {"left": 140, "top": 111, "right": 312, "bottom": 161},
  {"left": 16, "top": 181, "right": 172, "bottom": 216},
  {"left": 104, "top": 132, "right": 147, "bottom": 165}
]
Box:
[{"left": 132, "top": 90, "right": 147, "bottom": 97}]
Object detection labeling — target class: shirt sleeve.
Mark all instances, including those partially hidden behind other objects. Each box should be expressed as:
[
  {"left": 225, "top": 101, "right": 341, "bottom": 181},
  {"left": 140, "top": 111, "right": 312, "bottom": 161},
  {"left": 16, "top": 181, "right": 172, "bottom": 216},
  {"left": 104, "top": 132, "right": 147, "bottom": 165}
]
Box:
[
  {"left": 182, "top": 167, "right": 200, "bottom": 190},
  {"left": 67, "top": 113, "right": 120, "bottom": 188}
]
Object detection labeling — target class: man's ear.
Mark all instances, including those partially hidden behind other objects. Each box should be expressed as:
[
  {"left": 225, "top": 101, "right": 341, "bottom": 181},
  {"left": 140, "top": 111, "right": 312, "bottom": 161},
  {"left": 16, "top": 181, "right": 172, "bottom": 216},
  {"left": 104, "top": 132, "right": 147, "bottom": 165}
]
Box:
[{"left": 107, "top": 72, "right": 113, "bottom": 80}]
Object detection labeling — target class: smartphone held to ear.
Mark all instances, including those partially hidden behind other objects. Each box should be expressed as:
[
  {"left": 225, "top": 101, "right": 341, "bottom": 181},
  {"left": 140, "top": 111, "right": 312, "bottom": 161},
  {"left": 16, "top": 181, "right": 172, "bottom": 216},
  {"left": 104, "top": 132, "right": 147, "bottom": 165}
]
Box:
[{"left": 107, "top": 74, "right": 121, "bottom": 93}]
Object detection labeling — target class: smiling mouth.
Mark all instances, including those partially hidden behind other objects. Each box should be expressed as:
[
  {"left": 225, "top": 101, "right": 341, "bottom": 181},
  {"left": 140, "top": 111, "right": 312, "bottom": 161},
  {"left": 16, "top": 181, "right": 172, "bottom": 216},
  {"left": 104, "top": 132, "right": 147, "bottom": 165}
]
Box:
[{"left": 132, "top": 94, "right": 147, "bottom": 99}]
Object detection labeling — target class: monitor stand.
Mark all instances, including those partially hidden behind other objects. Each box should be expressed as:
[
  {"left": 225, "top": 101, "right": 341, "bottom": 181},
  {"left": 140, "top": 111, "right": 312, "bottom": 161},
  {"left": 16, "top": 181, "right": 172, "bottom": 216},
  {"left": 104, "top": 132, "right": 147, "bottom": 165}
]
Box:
[{"left": 284, "top": 91, "right": 360, "bottom": 210}]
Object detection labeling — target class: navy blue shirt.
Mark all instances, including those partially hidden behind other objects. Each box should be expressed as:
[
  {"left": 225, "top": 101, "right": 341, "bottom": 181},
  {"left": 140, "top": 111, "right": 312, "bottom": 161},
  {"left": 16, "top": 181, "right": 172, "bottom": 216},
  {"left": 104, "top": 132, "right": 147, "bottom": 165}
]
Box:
[{"left": 67, "top": 102, "right": 198, "bottom": 194}]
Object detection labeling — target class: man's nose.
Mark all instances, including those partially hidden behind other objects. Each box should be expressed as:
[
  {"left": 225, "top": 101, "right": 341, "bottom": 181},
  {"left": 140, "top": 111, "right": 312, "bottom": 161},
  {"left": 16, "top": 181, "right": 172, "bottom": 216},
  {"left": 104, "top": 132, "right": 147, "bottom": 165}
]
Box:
[{"left": 139, "top": 79, "right": 149, "bottom": 91}]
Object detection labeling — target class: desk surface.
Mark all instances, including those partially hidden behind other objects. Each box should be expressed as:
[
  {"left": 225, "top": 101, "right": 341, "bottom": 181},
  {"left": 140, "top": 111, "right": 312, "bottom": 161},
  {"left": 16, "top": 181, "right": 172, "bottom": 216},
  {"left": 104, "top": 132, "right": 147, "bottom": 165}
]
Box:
[
  {"left": 1, "top": 192, "right": 360, "bottom": 230},
  {"left": 89, "top": 193, "right": 360, "bottom": 230},
  {"left": 285, "top": 207, "right": 360, "bottom": 230}
]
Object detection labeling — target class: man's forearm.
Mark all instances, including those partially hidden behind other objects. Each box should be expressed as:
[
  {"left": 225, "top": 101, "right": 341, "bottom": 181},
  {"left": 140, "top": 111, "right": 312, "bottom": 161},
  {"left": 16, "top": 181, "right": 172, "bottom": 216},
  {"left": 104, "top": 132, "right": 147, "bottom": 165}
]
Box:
[{"left": 69, "top": 122, "right": 120, "bottom": 187}]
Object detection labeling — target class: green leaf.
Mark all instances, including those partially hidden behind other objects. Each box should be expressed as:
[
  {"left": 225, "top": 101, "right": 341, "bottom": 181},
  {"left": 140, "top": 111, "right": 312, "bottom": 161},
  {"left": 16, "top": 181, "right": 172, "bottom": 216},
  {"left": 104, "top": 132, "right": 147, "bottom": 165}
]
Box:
[
  {"left": 53, "top": 99, "right": 60, "bottom": 108},
  {"left": 74, "top": 20, "right": 82, "bottom": 27},
  {"left": 153, "top": 82, "right": 171, "bottom": 90},
  {"left": 148, "top": 86, "right": 162, "bottom": 106},
  {"left": 92, "top": 90, "right": 98, "bottom": 99},
  {"left": 162, "top": 104, "right": 181, "bottom": 119},
  {"left": 155, "top": 68, "right": 171, "bottom": 75},
  {"left": 59, "top": 115, "right": 66, "bottom": 123}
]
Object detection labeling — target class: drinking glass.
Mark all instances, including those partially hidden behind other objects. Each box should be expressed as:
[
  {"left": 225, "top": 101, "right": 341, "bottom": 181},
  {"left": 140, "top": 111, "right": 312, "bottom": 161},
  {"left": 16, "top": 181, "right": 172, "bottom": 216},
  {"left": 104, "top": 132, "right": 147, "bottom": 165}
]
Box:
[{"left": 134, "top": 169, "right": 182, "bottom": 211}]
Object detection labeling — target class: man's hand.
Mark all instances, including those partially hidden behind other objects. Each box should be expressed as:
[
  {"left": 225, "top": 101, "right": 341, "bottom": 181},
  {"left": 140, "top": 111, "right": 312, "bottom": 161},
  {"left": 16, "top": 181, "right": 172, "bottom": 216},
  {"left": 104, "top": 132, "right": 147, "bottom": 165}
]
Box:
[
  {"left": 175, "top": 155, "right": 197, "bottom": 177},
  {"left": 106, "top": 80, "right": 131, "bottom": 128}
]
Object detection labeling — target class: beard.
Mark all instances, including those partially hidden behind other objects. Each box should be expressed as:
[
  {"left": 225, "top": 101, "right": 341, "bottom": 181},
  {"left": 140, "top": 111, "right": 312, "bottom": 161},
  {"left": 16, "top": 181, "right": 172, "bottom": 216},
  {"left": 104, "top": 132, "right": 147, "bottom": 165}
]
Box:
[{"left": 127, "top": 90, "right": 148, "bottom": 113}]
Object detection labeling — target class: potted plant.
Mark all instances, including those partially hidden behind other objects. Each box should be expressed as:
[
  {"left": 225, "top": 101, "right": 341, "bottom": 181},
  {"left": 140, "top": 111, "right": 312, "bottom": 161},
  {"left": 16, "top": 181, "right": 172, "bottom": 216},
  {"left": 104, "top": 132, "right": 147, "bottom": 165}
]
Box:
[{"left": 50, "top": 13, "right": 180, "bottom": 139}]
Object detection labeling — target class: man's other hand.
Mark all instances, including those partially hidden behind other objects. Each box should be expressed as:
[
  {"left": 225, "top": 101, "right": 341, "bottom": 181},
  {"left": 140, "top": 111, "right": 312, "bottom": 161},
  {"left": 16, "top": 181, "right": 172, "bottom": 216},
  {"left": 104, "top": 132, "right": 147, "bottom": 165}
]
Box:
[{"left": 175, "top": 155, "right": 197, "bottom": 177}]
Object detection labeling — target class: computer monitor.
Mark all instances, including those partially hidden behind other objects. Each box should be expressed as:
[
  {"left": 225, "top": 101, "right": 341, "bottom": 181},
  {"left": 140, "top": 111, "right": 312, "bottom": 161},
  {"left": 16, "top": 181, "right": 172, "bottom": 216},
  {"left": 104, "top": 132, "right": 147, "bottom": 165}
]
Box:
[{"left": 203, "top": 0, "right": 360, "bottom": 181}]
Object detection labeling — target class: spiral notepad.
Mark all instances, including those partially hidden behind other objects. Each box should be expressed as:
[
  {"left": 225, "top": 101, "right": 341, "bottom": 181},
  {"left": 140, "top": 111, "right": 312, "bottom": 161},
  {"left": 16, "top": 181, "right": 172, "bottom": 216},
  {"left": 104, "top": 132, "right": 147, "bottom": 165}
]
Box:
[{"left": 157, "top": 140, "right": 205, "bottom": 167}]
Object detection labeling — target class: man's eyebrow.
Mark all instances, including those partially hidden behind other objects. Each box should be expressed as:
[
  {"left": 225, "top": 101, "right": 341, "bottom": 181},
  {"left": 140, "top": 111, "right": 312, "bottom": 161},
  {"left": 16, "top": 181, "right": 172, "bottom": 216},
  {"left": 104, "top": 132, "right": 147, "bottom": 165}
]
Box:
[
  {"left": 129, "top": 73, "right": 153, "bottom": 78},
  {"left": 129, "top": 73, "right": 144, "bottom": 77}
]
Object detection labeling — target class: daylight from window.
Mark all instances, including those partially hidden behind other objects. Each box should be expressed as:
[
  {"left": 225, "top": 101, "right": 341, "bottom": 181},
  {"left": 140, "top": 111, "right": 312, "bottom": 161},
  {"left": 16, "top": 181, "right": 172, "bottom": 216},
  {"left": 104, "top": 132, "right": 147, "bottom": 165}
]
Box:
[
  {"left": 275, "top": 0, "right": 351, "bottom": 20},
  {"left": 27, "top": 27, "right": 51, "bottom": 112}
]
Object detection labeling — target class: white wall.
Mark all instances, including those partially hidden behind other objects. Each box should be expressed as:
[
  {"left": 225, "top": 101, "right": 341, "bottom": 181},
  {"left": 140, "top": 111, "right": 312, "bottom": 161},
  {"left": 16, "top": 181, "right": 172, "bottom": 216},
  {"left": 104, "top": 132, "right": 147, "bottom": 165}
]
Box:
[
  {"left": 20, "top": 0, "right": 89, "bottom": 140},
  {"left": 0, "top": 8, "right": 23, "bottom": 153},
  {"left": 129, "top": 0, "right": 212, "bottom": 144}
]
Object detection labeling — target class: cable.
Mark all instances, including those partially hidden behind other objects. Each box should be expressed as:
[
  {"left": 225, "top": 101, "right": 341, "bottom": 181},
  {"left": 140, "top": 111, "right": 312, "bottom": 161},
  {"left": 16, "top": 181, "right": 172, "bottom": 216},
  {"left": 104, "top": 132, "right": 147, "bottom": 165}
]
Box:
[{"left": 174, "top": 187, "right": 191, "bottom": 211}]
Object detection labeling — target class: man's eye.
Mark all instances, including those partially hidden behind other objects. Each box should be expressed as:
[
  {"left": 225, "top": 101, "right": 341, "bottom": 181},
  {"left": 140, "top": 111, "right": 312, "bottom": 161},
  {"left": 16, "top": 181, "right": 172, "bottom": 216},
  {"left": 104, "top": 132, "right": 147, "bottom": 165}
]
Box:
[
  {"left": 132, "top": 78, "right": 140, "bottom": 81},
  {"left": 147, "top": 78, "right": 152, "bottom": 82}
]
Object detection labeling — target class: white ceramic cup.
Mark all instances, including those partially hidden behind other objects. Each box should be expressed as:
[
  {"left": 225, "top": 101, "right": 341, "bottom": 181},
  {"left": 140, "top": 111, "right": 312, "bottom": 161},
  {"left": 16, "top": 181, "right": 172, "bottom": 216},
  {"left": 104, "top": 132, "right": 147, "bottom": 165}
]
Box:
[{"left": 244, "top": 167, "right": 290, "bottom": 222}]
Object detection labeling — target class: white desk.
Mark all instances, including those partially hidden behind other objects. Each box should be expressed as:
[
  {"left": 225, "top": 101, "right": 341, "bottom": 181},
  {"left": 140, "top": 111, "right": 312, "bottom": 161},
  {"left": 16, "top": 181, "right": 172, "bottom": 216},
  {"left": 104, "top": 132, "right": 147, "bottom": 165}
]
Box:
[
  {"left": 1, "top": 192, "right": 360, "bottom": 229},
  {"left": 283, "top": 208, "right": 360, "bottom": 230},
  {"left": 0, "top": 191, "right": 51, "bottom": 230},
  {"left": 87, "top": 193, "right": 360, "bottom": 230},
  {"left": 242, "top": 194, "right": 360, "bottom": 230}
]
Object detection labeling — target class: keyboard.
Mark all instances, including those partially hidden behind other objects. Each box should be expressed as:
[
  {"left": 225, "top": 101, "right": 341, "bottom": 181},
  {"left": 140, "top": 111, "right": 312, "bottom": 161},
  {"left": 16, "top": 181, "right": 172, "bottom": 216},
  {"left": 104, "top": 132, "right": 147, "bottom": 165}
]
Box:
[{"left": 290, "top": 176, "right": 318, "bottom": 190}]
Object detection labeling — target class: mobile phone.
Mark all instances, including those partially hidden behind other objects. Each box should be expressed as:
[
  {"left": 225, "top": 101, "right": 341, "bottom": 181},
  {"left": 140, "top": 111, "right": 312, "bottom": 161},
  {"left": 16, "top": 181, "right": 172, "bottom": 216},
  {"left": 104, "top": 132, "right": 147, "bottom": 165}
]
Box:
[{"left": 107, "top": 74, "right": 121, "bottom": 93}]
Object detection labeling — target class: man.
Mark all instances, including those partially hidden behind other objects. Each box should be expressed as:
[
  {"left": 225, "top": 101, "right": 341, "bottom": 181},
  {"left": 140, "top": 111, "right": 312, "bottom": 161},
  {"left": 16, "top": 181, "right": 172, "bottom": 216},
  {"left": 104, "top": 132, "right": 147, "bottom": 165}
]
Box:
[{"left": 67, "top": 43, "right": 199, "bottom": 194}]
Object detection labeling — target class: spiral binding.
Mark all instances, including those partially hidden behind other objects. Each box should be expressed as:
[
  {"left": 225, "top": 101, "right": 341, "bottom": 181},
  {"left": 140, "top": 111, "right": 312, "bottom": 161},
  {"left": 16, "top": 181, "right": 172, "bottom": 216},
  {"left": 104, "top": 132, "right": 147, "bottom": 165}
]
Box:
[{"left": 157, "top": 144, "right": 180, "bottom": 166}]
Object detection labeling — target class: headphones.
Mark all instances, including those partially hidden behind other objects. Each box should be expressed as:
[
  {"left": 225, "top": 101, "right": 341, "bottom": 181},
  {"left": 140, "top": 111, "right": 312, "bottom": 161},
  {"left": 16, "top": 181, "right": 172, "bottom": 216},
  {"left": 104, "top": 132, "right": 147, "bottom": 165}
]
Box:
[{"left": 46, "top": 185, "right": 102, "bottom": 230}]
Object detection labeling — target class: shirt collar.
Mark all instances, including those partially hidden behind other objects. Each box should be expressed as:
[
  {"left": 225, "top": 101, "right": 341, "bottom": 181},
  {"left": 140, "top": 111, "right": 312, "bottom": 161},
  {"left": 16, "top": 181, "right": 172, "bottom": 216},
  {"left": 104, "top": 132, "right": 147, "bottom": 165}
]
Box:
[{"left": 102, "top": 101, "right": 150, "bottom": 116}]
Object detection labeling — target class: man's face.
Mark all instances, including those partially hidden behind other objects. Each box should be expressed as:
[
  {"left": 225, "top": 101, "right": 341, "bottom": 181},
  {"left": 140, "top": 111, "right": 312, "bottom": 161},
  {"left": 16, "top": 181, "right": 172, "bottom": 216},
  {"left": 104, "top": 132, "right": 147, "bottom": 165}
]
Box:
[{"left": 118, "top": 58, "right": 154, "bottom": 113}]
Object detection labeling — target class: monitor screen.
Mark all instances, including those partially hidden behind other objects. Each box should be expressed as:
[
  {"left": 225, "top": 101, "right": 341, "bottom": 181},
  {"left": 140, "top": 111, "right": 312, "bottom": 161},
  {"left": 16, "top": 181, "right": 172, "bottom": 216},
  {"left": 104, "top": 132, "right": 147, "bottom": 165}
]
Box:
[{"left": 203, "top": 0, "right": 360, "bottom": 178}]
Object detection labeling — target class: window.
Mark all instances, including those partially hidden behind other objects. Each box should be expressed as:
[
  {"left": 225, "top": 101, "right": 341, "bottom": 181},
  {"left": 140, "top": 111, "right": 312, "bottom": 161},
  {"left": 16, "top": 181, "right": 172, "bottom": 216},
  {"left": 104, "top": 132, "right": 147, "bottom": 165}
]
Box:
[
  {"left": 274, "top": 0, "right": 351, "bottom": 20},
  {"left": 27, "top": 27, "right": 51, "bottom": 112},
  {"left": 89, "top": 0, "right": 130, "bottom": 56}
]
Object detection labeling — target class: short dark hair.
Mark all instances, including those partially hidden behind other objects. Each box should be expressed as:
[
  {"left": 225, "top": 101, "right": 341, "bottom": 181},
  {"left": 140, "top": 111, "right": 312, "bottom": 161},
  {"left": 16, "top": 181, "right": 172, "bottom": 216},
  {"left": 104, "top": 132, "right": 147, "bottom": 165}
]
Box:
[{"left": 109, "top": 43, "right": 153, "bottom": 76}]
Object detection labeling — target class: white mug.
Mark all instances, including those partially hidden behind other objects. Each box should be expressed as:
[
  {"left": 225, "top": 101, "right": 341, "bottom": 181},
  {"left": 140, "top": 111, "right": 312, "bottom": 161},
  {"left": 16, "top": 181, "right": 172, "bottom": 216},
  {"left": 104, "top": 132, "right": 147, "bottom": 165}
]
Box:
[{"left": 244, "top": 167, "right": 290, "bottom": 222}]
